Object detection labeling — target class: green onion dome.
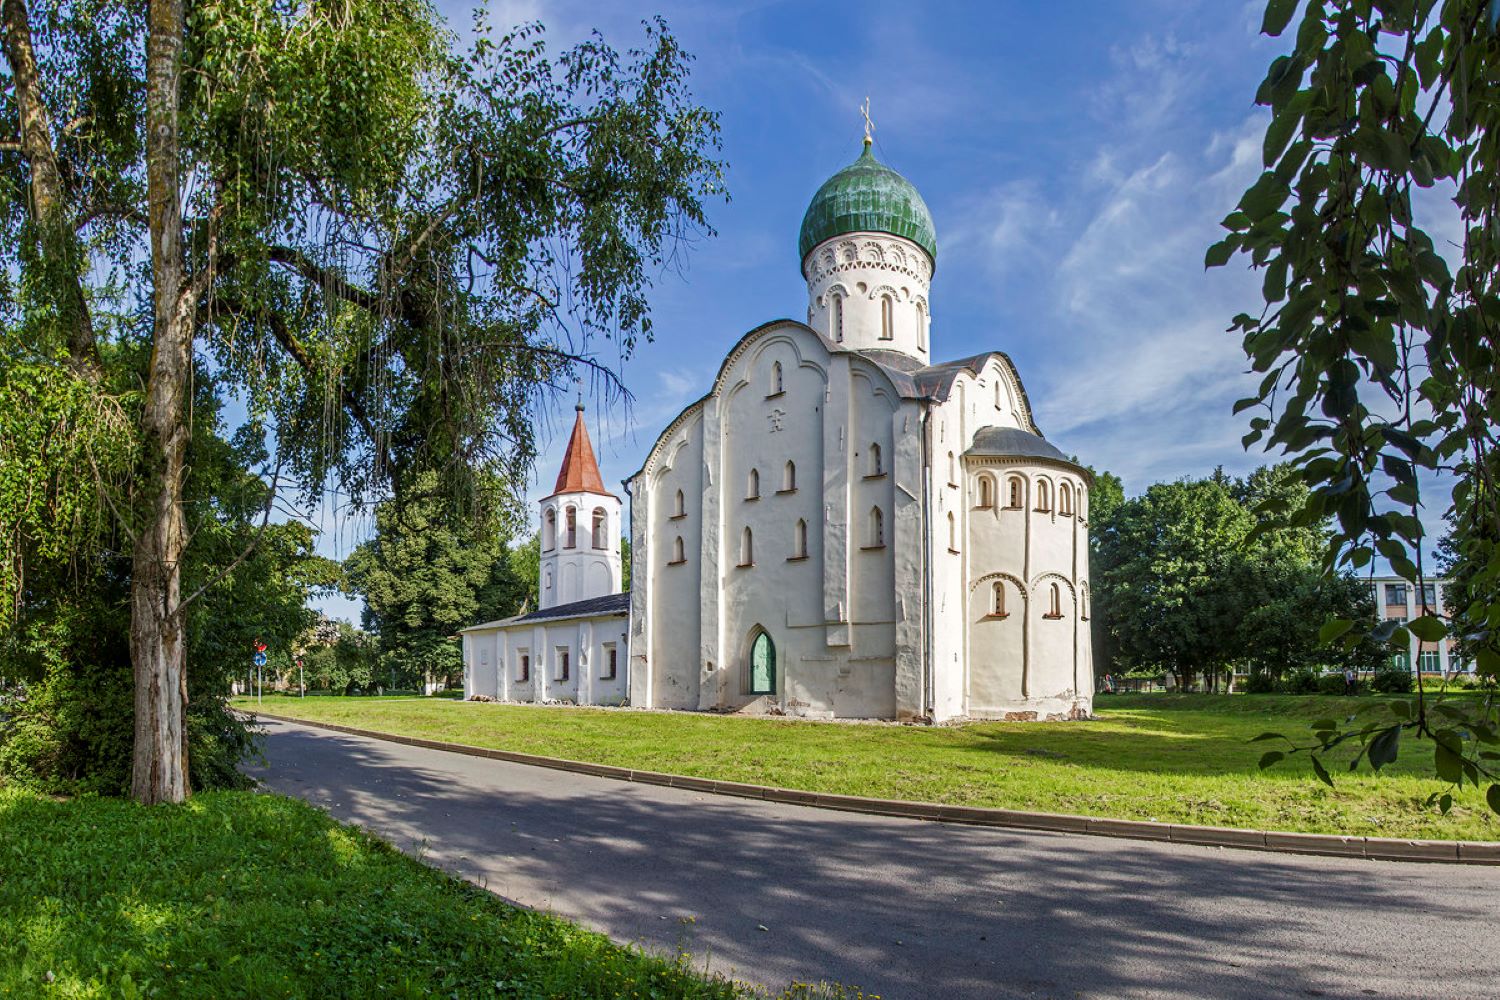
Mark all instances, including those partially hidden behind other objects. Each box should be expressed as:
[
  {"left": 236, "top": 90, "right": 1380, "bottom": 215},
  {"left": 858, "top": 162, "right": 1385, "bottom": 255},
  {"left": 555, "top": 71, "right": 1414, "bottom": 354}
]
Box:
[{"left": 798, "top": 141, "right": 938, "bottom": 271}]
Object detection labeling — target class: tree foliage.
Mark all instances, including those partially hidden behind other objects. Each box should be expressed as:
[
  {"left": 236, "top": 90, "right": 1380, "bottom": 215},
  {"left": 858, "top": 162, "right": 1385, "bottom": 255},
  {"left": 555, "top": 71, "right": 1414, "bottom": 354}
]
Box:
[
  {"left": 1092, "top": 465, "right": 1383, "bottom": 689},
  {"left": 1214, "top": 0, "right": 1500, "bottom": 813},
  {"left": 0, "top": 0, "right": 724, "bottom": 800},
  {"left": 346, "top": 473, "right": 530, "bottom": 689}
]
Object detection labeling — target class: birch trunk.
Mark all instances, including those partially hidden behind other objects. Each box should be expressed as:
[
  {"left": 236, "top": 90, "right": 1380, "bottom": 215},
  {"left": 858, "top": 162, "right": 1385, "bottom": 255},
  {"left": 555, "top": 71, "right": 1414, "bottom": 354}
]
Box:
[{"left": 131, "top": 0, "right": 192, "bottom": 804}]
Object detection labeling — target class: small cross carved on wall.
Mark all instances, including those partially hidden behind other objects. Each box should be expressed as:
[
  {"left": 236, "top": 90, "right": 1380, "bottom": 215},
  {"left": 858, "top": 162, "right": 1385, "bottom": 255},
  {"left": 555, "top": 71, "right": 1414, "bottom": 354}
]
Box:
[{"left": 768, "top": 408, "right": 786, "bottom": 432}]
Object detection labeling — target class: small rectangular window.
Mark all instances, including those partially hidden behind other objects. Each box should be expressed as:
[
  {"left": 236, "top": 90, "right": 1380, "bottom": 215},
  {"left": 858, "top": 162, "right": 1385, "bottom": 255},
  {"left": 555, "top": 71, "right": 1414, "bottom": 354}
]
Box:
[
  {"left": 556, "top": 646, "right": 570, "bottom": 681},
  {"left": 602, "top": 643, "right": 618, "bottom": 680},
  {"left": 518, "top": 651, "right": 530, "bottom": 682}
]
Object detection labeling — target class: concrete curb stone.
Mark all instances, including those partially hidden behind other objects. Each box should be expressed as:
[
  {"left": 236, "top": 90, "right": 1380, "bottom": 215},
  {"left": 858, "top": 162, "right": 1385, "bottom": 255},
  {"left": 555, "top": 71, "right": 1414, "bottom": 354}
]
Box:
[{"left": 248, "top": 710, "right": 1500, "bottom": 866}]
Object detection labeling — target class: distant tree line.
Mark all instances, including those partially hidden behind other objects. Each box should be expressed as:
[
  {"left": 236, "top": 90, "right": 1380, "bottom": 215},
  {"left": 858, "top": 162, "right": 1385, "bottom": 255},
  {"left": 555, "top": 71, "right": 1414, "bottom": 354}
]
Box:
[{"left": 1089, "top": 463, "right": 1386, "bottom": 691}]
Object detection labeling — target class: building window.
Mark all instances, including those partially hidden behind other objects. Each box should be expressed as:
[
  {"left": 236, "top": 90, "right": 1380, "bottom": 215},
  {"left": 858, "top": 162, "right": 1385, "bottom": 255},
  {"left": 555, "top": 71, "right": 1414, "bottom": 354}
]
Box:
[
  {"left": 565, "top": 506, "right": 577, "bottom": 548},
  {"left": 1385, "top": 583, "right": 1408, "bottom": 606},
  {"left": 1045, "top": 583, "right": 1062, "bottom": 618},
  {"left": 1059, "top": 483, "right": 1073, "bottom": 516},
  {"left": 781, "top": 460, "right": 796, "bottom": 493},
  {"left": 1391, "top": 649, "right": 1412, "bottom": 672},
  {"left": 747, "top": 468, "right": 760, "bottom": 500},
  {"left": 771, "top": 361, "right": 784, "bottom": 396},
  {"left": 672, "top": 488, "right": 686, "bottom": 519},
  {"left": 916, "top": 300, "right": 928, "bottom": 351},
  {"left": 543, "top": 567, "right": 552, "bottom": 594},
  {"left": 592, "top": 508, "right": 607, "bottom": 549},
  {"left": 867, "top": 506, "right": 885, "bottom": 548},
  {"left": 977, "top": 476, "right": 994, "bottom": 509},
  {"left": 1007, "top": 477, "right": 1023, "bottom": 509},
  {"left": 543, "top": 508, "right": 556, "bottom": 550},
  {"left": 833, "top": 293, "right": 845, "bottom": 342},
  {"left": 1419, "top": 649, "right": 1441, "bottom": 673},
  {"left": 1419, "top": 583, "right": 1437, "bottom": 609},
  {"left": 868, "top": 443, "right": 884, "bottom": 477},
  {"left": 556, "top": 647, "right": 570, "bottom": 681},
  {"left": 990, "top": 582, "right": 1007, "bottom": 618},
  {"left": 739, "top": 526, "right": 754, "bottom": 567},
  {"left": 790, "top": 519, "right": 808, "bottom": 560},
  {"left": 602, "top": 643, "right": 618, "bottom": 680},
  {"left": 669, "top": 535, "right": 686, "bottom": 565},
  {"left": 947, "top": 452, "right": 956, "bottom": 486},
  {"left": 995, "top": 381, "right": 1003, "bottom": 410},
  {"left": 880, "top": 294, "right": 894, "bottom": 340},
  {"left": 1035, "top": 480, "right": 1051, "bottom": 512},
  {"left": 1081, "top": 588, "right": 1090, "bottom": 621},
  {"left": 947, "top": 512, "right": 958, "bottom": 553},
  {"left": 517, "top": 650, "right": 530, "bottom": 682},
  {"left": 748, "top": 630, "right": 776, "bottom": 695}
]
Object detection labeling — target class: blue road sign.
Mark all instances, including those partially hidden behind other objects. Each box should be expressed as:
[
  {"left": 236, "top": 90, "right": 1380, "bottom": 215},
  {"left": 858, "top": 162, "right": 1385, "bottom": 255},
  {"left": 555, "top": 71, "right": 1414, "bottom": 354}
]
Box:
[{"left": 253, "top": 651, "right": 268, "bottom": 667}]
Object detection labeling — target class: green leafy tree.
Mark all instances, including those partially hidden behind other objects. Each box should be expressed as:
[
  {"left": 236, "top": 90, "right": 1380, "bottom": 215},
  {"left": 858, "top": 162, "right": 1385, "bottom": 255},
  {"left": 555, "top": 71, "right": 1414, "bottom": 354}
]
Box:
[
  {"left": 295, "top": 621, "right": 377, "bottom": 694},
  {"left": 1081, "top": 465, "right": 1124, "bottom": 679},
  {"left": 346, "top": 473, "right": 530, "bottom": 690},
  {"left": 1094, "top": 477, "right": 1254, "bottom": 690},
  {"left": 0, "top": 1, "right": 724, "bottom": 801},
  {"left": 1213, "top": 0, "right": 1500, "bottom": 812}
]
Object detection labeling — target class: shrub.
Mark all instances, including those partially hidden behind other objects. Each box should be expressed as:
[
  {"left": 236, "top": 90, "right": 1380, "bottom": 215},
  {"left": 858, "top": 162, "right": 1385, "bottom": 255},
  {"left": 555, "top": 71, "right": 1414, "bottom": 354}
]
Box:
[
  {"left": 1279, "top": 667, "right": 1319, "bottom": 695},
  {"left": 1244, "top": 671, "right": 1276, "bottom": 694},
  {"left": 1371, "top": 669, "right": 1414, "bottom": 694},
  {"left": 1316, "top": 672, "right": 1347, "bottom": 695}
]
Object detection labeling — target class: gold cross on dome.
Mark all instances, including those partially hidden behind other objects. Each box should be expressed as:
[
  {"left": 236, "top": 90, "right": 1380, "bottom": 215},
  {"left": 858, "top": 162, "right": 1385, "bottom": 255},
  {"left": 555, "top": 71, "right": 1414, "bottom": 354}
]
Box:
[{"left": 860, "top": 96, "right": 874, "bottom": 145}]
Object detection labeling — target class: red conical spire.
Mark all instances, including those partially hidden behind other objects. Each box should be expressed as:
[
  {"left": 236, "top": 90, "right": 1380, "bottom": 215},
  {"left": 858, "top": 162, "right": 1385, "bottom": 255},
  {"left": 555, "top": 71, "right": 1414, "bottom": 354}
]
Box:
[{"left": 550, "top": 403, "right": 613, "bottom": 497}]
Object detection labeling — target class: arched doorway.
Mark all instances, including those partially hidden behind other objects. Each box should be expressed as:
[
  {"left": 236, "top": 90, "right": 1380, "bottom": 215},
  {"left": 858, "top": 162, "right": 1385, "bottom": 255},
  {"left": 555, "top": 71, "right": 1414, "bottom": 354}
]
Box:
[{"left": 748, "top": 630, "right": 776, "bottom": 695}]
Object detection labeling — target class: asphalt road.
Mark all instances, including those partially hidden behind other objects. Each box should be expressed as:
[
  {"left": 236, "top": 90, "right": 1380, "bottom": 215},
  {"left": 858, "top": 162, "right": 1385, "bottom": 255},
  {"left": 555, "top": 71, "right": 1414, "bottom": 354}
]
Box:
[{"left": 251, "top": 717, "right": 1500, "bottom": 1000}]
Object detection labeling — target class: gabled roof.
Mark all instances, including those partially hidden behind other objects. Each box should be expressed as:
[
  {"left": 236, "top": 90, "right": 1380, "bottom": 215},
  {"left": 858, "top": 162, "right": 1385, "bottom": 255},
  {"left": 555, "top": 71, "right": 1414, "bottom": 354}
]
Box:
[
  {"left": 462, "top": 592, "right": 630, "bottom": 632},
  {"left": 548, "top": 404, "right": 615, "bottom": 499}
]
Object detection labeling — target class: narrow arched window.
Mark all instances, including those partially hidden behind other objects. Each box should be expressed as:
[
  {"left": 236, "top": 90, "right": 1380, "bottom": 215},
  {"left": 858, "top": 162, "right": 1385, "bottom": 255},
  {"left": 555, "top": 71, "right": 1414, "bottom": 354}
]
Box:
[
  {"left": 740, "top": 526, "right": 754, "bottom": 566},
  {"left": 543, "top": 508, "right": 556, "bottom": 550},
  {"left": 771, "top": 361, "right": 784, "bottom": 395},
  {"left": 747, "top": 468, "right": 760, "bottom": 500},
  {"left": 880, "top": 294, "right": 894, "bottom": 340},
  {"left": 992, "top": 582, "right": 1006, "bottom": 617},
  {"left": 916, "top": 300, "right": 928, "bottom": 351},
  {"left": 544, "top": 567, "right": 553, "bottom": 592},
  {"left": 833, "top": 293, "right": 845, "bottom": 342},
  {"left": 869, "top": 506, "right": 885, "bottom": 547},
  {"left": 1060, "top": 482, "right": 1073, "bottom": 516},
  {"left": 565, "top": 507, "right": 577, "bottom": 548},
  {"left": 671, "top": 536, "right": 685, "bottom": 563},
  {"left": 1007, "top": 476, "right": 1023, "bottom": 509},
  {"left": 978, "top": 476, "right": 994, "bottom": 509},
  {"left": 673, "top": 489, "right": 685, "bottom": 517},
  {"left": 1049, "top": 583, "right": 1062, "bottom": 618},
  {"left": 1035, "top": 480, "right": 1051, "bottom": 512},
  {"left": 995, "top": 381, "right": 1003, "bottom": 410},
  {"left": 870, "top": 443, "right": 883, "bottom": 477},
  {"left": 947, "top": 512, "right": 957, "bottom": 552},
  {"left": 947, "top": 452, "right": 956, "bottom": 486},
  {"left": 1081, "top": 588, "right": 1090, "bottom": 621},
  {"left": 792, "top": 519, "right": 808, "bottom": 559},
  {"left": 592, "top": 508, "right": 607, "bottom": 549},
  {"left": 783, "top": 460, "right": 796, "bottom": 492}
]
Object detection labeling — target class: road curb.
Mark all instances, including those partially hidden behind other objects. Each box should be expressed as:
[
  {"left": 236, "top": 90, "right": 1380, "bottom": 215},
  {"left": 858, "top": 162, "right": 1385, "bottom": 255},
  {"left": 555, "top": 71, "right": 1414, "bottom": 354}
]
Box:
[{"left": 248, "top": 710, "right": 1500, "bottom": 866}]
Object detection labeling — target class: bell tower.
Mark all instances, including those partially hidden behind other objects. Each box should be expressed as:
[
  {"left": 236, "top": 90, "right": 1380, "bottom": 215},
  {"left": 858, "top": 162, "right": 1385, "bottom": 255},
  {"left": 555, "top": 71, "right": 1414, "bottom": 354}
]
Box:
[{"left": 538, "top": 403, "right": 622, "bottom": 609}]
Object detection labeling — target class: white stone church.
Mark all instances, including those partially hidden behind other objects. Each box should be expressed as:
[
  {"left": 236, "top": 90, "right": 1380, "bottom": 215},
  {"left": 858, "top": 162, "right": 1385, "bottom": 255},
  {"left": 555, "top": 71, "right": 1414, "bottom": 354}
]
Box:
[{"left": 463, "top": 138, "right": 1094, "bottom": 722}]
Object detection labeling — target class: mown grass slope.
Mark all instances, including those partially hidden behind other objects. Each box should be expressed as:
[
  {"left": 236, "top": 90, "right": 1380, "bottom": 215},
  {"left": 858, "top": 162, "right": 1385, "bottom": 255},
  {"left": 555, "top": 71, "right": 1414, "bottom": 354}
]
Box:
[{"left": 238, "top": 693, "right": 1500, "bottom": 841}]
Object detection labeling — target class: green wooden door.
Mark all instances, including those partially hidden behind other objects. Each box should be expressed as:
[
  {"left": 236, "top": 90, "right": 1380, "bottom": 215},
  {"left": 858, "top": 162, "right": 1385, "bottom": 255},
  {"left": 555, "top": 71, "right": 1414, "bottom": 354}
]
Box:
[{"left": 750, "top": 632, "right": 775, "bottom": 694}]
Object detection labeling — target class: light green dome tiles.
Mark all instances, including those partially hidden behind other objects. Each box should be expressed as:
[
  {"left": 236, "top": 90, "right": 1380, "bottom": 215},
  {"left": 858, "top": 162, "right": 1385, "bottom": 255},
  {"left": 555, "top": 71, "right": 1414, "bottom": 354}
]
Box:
[{"left": 798, "top": 142, "right": 937, "bottom": 271}]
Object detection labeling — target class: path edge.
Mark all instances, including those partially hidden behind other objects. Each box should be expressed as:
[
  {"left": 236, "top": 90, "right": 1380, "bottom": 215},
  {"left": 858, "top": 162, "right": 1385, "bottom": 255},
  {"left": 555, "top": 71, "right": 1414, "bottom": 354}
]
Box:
[{"left": 248, "top": 710, "right": 1500, "bottom": 866}]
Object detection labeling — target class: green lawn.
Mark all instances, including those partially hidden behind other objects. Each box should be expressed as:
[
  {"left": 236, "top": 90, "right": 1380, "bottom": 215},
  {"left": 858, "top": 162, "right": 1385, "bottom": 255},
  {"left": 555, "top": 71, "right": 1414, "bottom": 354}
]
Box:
[
  {"left": 237, "top": 693, "right": 1500, "bottom": 842},
  {"left": 0, "top": 788, "right": 771, "bottom": 999}
]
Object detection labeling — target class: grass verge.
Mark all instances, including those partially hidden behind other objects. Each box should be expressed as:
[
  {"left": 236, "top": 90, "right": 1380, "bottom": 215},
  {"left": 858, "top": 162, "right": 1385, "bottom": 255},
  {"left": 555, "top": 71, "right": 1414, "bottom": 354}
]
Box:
[
  {"left": 236, "top": 692, "right": 1500, "bottom": 842},
  {"left": 0, "top": 787, "right": 783, "bottom": 999}
]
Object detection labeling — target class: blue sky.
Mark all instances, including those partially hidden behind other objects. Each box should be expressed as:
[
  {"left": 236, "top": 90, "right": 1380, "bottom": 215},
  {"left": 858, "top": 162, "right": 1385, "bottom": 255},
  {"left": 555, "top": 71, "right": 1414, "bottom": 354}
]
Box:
[{"left": 314, "top": 0, "right": 1290, "bottom": 622}]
